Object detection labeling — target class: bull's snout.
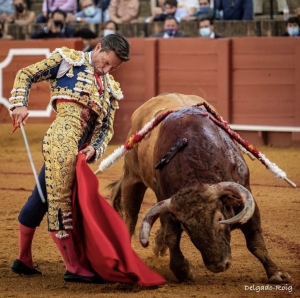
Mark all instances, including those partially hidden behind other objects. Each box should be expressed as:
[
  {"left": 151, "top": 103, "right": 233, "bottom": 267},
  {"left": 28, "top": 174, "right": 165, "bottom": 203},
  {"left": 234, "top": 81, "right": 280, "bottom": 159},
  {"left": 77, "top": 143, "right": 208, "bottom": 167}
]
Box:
[{"left": 206, "top": 258, "right": 232, "bottom": 273}]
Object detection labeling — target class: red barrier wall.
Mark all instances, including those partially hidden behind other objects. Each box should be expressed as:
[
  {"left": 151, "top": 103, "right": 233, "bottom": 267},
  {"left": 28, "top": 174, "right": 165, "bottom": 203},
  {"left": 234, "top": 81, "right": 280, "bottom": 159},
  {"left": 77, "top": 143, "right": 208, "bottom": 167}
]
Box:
[
  {"left": 113, "top": 37, "right": 300, "bottom": 146},
  {"left": 155, "top": 38, "right": 231, "bottom": 121},
  {"left": 231, "top": 37, "right": 300, "bottom": 145},
  {"left": 109, "top": 38, "right": 157, "bottom": 141},
  {"left": 0, "top": 38, "right": 299, "bottom": 146}
]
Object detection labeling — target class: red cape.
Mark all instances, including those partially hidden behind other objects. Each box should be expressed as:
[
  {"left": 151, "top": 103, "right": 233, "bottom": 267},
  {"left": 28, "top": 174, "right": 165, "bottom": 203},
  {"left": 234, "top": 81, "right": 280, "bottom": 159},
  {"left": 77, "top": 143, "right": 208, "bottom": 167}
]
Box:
[{"left": 72, "top": 153, "right": 166, "bottom": 286}]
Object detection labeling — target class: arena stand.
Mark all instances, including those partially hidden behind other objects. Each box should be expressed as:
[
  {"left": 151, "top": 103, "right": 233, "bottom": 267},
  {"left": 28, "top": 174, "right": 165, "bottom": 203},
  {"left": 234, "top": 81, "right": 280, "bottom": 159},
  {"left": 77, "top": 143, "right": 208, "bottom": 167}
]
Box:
[{"left": 2, "top": 0, "right": 300, "bottom": 38}]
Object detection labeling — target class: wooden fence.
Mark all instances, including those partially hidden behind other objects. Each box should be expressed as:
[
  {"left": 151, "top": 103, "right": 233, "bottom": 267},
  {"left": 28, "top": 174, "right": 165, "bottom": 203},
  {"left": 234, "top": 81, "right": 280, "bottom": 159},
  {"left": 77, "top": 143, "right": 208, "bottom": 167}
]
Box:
[
  {"left": 5, "top": 19, "right": 289, "bottom": 39},
  {"left": 0, "top": 37, "right": 299, "bottom": 147}
]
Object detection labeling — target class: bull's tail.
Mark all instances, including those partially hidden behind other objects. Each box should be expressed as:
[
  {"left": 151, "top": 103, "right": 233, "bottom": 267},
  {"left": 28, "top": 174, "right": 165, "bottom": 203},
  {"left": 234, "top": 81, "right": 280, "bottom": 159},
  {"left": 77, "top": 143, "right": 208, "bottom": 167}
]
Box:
[{"left": 107, "top": 173, "right": 124, "bottom": 216}]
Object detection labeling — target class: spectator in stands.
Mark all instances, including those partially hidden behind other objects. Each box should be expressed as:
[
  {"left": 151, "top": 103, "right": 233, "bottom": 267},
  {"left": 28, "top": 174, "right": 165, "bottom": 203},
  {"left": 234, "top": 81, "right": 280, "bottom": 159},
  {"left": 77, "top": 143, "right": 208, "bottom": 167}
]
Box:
[
  {"left": 148, "top": 0, "right": 189, "bottom": 23},
  {"left": 216, "top": 0, "right": 253, "bottom": 20},
  {"left": 0, "top": 21, "right": 14, "bottom": 39},
  {"left": 282, "top": 17, "right": 300, "bottom": 37},
  {"left": 153, "top": 15, "right": 187, "bottom": 37},
  {"left": 108, "top": 0, "right": 140, "bottom": 24},
  {"left": 74, "top": 27, "right": 97, "bottom": 51},
  {"left": 31, "top": 9, "right": 76, "bottom": 39},
  {"left": 68, "top": 0, "right": 108, "bottom": 23},
  {"left": 74, "top": 21, "right": 119, "bottom": 53},
  {"left": 253, "top": 0, "right": 288, "bottom": 16},
  {"left": 0, "top": 0, "right": 14, "bottom": 16},
  {"left": 36, "top": 0, "right": 77, "bottom": 23},
  {"left": 101, "top": 20, "right": 119, "bottom": 36},
  {"left": 1, "top": 0, "right": 35, "bottom": 25},
  {"left": 198, "top": 16, "right": 222, "bottom": 38},
  {"left": 182, "top": 0, "right": 214, "bottom": 21}
]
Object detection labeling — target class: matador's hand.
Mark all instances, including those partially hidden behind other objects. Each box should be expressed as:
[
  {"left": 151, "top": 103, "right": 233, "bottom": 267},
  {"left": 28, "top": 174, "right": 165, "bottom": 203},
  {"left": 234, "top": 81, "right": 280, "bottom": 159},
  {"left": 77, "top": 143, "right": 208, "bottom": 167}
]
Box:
[
  {"left": 11, "top": 106, "right": 28, "bottom": 127},
  {"left": 80, "top": 145, "right": 96, "bottom": 161}
]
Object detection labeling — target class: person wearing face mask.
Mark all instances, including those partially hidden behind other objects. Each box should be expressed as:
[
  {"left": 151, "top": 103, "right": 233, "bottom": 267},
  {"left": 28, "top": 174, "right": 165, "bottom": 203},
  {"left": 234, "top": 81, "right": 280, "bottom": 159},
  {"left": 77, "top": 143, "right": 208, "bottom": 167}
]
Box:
[
  {"left": 68, "top": 0, "right": 108, "bottom": 23},
  {"left": 0, "top": 0, "right": 35, "bottom": 25},
  {"left": 153, "top": 15, "right": 187, "bottom": 38},
  {"left": 102, "top": 20, "right": 119, "bottom": 37},
  {"left": 75, "top": 20, "right": 119, "bottom": 54},
  {"left": 182, "top": 0, "right": 214, "bottom": 22},
  {"left": 198, "top": 16, "right": 222, "bottom": 38},
  {"left": 31, "top": 9, "right": 76, "bottom": 39},
  {"left": 282, "top": 17, "right": 300, "bottom": 37}
]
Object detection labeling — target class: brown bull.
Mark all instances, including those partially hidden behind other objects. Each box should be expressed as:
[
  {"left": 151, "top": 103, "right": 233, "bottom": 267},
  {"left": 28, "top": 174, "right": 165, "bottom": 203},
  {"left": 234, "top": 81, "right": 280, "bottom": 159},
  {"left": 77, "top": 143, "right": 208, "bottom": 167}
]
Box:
[{"left": 110, "top": 93, "right": 291, "bottom": 283}]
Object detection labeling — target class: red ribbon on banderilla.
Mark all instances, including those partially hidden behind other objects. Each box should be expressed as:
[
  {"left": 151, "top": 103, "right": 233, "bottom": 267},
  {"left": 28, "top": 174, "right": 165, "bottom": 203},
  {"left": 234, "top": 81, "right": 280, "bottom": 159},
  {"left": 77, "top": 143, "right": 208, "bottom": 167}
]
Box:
[
  {"left": 94, "top": 103, "right": 296, "bottom": 188},
  {"left": 94, "top": 110, "right": 173, "bottom": 175},
  {"left": 195, "top": 102, "right": 297, "bottom": 188}
]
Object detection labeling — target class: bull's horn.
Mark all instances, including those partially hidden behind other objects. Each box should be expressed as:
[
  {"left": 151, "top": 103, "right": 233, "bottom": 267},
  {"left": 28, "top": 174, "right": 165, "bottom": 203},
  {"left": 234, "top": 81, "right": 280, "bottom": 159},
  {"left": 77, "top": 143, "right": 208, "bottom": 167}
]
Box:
[
  {"left": 139, "top": 198, "right": 172, "bottom": 247},
  {"left": 209, "top": 182, "right": 255, "bottom": 225}
]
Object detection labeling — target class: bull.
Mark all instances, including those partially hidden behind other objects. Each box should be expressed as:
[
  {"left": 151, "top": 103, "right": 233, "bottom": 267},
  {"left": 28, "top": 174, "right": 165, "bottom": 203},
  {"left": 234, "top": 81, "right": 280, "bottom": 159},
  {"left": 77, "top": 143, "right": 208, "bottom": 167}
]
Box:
[{"left": 110, "top": 93, "right": 291, "bottom": 283}]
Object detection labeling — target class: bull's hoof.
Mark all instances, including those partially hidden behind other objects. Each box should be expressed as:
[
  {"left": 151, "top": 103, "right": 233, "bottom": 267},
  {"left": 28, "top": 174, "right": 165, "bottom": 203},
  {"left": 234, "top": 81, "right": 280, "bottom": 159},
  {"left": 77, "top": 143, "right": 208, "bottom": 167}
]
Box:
[
  {"left": 185, "top": 266, "right": 196, "bottom": 281},
  {"left": 174, "top": 265, "right": 195, "bottom": 282},
  {"left": 152, "top": 240, "right": 168, "bottom": 257},
  {"left": 171, "top": 259, "right": 195, "bottom": 282},
  {"left": 268, "top": 271, "right": 292, "bottom": 283}
]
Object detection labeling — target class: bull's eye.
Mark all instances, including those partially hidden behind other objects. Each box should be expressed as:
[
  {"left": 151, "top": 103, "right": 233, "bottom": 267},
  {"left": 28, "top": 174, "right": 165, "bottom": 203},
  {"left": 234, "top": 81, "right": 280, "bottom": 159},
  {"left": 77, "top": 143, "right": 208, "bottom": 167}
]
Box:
[{"left": 218, "top": 216, "right": 223, "bottom": 221}]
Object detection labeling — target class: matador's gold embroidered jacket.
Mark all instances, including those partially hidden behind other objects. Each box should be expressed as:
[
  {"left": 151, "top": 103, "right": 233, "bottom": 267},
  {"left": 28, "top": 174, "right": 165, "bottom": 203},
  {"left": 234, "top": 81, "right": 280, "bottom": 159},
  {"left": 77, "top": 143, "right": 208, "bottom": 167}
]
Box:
[{"left": 9, "top": 47, "right": 124, "bottom": 161}]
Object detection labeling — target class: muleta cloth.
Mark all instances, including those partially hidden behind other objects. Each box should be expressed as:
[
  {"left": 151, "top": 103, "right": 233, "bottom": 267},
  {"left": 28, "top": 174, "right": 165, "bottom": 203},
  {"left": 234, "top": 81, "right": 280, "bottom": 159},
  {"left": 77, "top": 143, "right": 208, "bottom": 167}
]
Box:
[{"left": 72, "top": 152, "right": 166, "bottom": 286}]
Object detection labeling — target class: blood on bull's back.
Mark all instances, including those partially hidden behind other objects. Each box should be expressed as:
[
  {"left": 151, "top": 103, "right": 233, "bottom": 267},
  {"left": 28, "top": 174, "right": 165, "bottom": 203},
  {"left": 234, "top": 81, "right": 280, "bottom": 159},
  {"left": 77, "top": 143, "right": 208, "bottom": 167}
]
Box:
[{"left": 152, "top": 106, "right": 250, "bottom": 198}]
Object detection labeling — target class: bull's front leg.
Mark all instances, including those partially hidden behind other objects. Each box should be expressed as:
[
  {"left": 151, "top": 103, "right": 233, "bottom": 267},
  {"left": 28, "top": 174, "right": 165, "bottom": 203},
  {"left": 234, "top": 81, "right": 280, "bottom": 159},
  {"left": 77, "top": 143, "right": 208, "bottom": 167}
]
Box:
[
  {"left": 156, "top": 214, "right": 195, "bottom": 282},
  {"left": 239, "top": 206, "right": 291, "bottom": 283},
  {"left": 122, "top": 178, "right": 147, "bottom": 237}
]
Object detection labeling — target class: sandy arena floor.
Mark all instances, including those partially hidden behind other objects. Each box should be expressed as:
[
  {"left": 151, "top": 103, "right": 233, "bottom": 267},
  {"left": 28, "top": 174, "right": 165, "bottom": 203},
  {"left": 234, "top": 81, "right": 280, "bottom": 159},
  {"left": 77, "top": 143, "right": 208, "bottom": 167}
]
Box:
[{"left": 0, "top": 123, "right": 299, "bottom": 298}]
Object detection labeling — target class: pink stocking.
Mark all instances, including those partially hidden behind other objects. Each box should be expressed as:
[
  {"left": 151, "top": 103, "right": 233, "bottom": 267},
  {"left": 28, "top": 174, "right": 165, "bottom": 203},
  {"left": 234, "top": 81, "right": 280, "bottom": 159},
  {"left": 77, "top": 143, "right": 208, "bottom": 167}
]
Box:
[
  {"left": 17, "top": 223, "right": 36, "bottom": 269},
  {"left": 50, "top": 231, "right": 94, "bottom": 276}
]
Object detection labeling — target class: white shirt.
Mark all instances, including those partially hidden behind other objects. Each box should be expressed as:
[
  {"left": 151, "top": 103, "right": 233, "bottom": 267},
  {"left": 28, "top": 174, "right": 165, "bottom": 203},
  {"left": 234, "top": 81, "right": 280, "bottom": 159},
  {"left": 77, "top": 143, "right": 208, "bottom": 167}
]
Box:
[
  {"left": 174, "top": 7, "right": 189, "bottom": 22},
  {"left": 56, "top": 51, "right": 104, "bottom": 92},
  {"left": 177, "top": 0, "right": 199, "bottom": 12}
]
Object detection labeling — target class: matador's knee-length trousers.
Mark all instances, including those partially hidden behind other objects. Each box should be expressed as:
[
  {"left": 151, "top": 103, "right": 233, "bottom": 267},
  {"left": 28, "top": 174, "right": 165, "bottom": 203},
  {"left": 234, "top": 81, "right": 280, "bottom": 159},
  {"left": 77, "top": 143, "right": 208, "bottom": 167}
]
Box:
[{"left": 19, "top": 101, "right": 96, "bottom": 237}]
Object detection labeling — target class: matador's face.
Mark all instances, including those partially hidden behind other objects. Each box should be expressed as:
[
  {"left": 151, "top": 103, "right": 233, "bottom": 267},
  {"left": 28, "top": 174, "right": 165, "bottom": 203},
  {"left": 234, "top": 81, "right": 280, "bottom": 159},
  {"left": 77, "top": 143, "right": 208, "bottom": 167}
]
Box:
[{"left": 91, "top": 44, "right": 123, "bottom": 76}]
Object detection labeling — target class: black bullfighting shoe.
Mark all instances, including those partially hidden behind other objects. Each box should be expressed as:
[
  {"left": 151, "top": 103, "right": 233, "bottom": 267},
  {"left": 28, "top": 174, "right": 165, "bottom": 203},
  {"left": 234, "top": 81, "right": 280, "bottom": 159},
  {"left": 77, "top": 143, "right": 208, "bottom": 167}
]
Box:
[
  {"left": 64, "top": 271, "right": 106, "bottom": 284},
  {"left": 11, "top": 259, "right": 42, "bottom": 275}
]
